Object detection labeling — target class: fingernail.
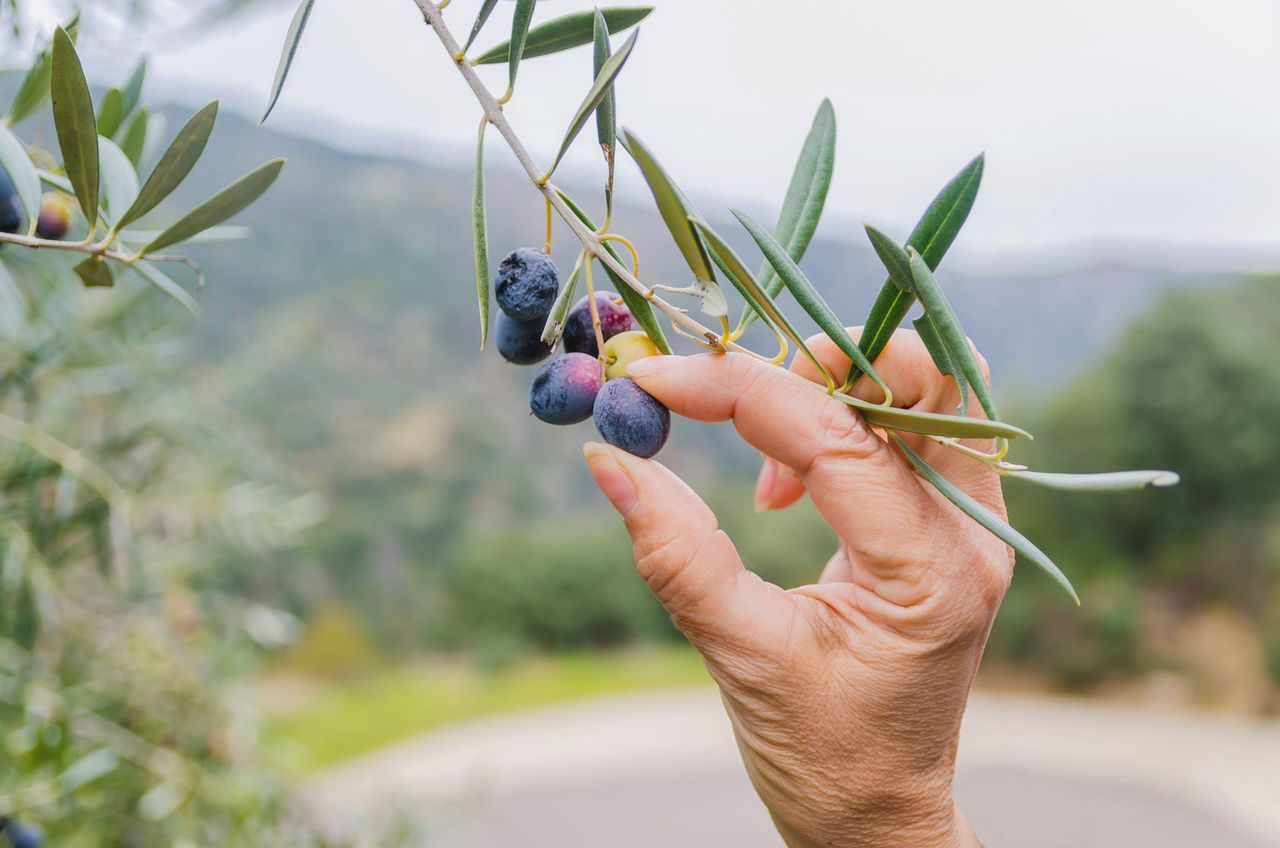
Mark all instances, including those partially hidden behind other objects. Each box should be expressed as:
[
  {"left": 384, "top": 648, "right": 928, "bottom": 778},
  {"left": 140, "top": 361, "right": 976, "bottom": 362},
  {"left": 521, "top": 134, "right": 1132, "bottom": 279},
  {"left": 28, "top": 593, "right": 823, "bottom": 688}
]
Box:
[
  {"left": 583, "top": 442, "right": 640, "bottom": 515},
  {"left": 627, "top": 355, "right": 683, "bottom": 379},
  {"left": 754, "top": 460, "right": 777, "bottom": 513}
]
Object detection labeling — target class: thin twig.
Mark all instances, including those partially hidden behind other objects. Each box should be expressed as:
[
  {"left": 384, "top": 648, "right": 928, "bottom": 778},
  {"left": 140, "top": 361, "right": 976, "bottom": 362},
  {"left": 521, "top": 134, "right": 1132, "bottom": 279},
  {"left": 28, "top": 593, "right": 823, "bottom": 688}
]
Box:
[{"left": 413, "top": 0, "right": 766, "bottom": 361}]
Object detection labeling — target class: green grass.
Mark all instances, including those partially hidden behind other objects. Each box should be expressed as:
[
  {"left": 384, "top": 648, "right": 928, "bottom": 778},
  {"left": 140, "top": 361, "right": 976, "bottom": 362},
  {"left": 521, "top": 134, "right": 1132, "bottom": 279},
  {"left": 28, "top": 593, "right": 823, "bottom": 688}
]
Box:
[{"left": 262, "top": 647, "right": 711, "bottom": 772}]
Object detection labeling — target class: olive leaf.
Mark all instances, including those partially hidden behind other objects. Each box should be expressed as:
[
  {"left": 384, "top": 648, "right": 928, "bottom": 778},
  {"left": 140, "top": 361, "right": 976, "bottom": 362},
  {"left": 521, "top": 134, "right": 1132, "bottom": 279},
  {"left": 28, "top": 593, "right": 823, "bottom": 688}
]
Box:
[
  {"left": 119, "top": 107, "right": 149, "bottom": 169},
  {"left": 121, "top": 58, "right": 147, "bottom": 116},
  {"left": 462, "top": 0, "right": 500, "bottom": 55},
  {"left": 506, "top": 0, "right": 538, "bottom": 98},
  {"left": 0, "top": 124, "right": 41, "bottom": 227},
  {"left": 473, "top": 6, "right": 652, "bottom": 64},
  {"left": 690, "top": 216, "right": 830, "bottom": 381},
  {"left": 1004, "top": 469, "right": 1180, "bottom": 492},
  {"left": 132, "top": 259, "right": 201, "bottom": 316},
  {"left": 97, "top": 88, "right": 126, "bottom": 139},
  {"left": 51, "top": 27, "right": 100, "bottom": 232},
  {"left": 261, "top": 0, "right": 317, "bottom": 123},
  {"left": 98, "top": 137, "right": 140, "bottom": 217},
  {"left": 541, "top": 257, "right": 582, "bottom": 345},
  {"left": 546, "top": 28, "right": 638, "bottom": 179},
  {"left": 116, "top": 102, "right": 219, "bottom": 233},
  {"left": 837, "top": 395, "right": 1031, "bottom": 441},
  {"left": 892, "top": 435, "right": 1079, "bottom": 604},
  {"left": 850, "top": 153, "right": 984, "bottom": 385},
  {"left": 913, "top": 316, "right": 968, "bottom": 416},
  {"left": 733, "top": 209, "right": 893, "bottom": 401},
  {"left": 74, "top": 256, "right": 113, "bottom": 288},
  {"left": 906, "top": 247, "right": 1000, "bottom": 421},
  {"left": 142, "top": 158, "right": 285, "bottom": 254},
  {"left": 866, "top": 224, "right": 967, "bottom": 414},
  {"left": 557, "top": 190, "right": 670, "bottom": 354},
  {"left": 473, "top": 120, "right": 491, "bottom": 350},
  {"left": 620, "top": 129, "right": 726, "bottom": 317},
  {"left": 593, "top": 8, "right": 617, "bottom": 217},
  {"left": 737, "top": 99, "right": 836, "bottom": 332},
  {"left": 6, "top": 40, "right": 54, "bottom": 126}
]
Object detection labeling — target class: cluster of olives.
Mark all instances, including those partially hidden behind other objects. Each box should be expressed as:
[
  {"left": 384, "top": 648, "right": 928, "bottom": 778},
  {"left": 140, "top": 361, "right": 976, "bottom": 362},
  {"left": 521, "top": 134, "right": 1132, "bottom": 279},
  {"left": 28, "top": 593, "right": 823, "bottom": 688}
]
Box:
[
  {"left": 0, "top": 818, "right": 44, "bottom": 848},
  {"left": 0, "top": 167, "right": 73, "bottom": 242},
  {"left": 494, "top": 247, "right": 671, "bottom": 458}
]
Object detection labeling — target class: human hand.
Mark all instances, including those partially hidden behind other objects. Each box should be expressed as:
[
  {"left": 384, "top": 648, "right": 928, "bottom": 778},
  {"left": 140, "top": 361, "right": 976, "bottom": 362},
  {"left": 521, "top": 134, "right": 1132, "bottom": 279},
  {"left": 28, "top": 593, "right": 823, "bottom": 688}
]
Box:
[{"left": 583, "top": 329, "right": 1009, "bottom": 848}]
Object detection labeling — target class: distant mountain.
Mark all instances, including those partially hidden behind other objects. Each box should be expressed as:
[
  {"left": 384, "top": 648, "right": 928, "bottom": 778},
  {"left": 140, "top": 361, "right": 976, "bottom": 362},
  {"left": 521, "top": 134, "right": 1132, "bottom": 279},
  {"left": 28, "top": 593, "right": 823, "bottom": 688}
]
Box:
[{"left": 24, "top": 102, "right": 1242, "bottom": 634}]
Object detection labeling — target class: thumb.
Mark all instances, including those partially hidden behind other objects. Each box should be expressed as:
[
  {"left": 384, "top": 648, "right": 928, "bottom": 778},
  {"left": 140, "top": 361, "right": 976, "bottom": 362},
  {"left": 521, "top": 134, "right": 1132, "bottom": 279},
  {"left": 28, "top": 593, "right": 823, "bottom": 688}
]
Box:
[{"left": 583, "top": 442, "right": 784, "bottom": 648}]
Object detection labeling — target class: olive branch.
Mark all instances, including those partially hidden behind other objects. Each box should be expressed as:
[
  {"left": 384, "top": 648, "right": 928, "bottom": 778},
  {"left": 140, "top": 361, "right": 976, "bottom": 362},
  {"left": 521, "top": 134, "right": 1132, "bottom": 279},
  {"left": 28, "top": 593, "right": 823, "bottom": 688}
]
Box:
[
  {"left": 0, "top": 23, "right": 284, "bottom": 314},
  {"left": 259, "top": 0, "right": 1182, "bottom": 603}
]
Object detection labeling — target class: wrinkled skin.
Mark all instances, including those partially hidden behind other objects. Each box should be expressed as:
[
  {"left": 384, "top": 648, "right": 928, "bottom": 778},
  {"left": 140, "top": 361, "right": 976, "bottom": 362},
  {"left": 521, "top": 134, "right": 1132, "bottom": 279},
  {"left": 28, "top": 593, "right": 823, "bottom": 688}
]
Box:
[
  {"left": 495, "top": 248, "right": 559, "bottom": 321},
  {"left": 584, "top": 328, "right": 1005, "bottom": 848}
]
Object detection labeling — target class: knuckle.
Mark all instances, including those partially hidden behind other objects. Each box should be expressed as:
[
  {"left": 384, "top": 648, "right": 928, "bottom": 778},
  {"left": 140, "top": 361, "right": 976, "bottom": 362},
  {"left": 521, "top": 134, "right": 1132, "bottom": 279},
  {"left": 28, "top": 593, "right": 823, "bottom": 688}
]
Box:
[{"left": 806, "top": 399, "right": 879, "bottom": 474}]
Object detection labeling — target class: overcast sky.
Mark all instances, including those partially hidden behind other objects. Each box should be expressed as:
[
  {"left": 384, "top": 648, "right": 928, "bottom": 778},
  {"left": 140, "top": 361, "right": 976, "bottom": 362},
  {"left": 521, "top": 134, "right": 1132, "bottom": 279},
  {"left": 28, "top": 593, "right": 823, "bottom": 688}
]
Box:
[{"left": 59, "top": 0, "right": 1280, "bottom": 258}]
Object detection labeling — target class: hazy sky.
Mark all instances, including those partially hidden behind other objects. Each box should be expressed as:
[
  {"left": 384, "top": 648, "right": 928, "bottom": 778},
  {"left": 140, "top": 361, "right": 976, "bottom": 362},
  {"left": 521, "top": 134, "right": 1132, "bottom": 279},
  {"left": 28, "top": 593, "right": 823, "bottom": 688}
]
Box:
[{"left": 62, "top": 0, "right": 1280, "bottom": 256}]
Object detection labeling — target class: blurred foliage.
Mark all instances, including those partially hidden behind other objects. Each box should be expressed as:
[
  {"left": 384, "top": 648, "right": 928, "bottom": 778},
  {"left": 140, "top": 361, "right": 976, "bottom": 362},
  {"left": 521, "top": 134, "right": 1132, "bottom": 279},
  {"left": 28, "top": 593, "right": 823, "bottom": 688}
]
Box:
[
  {"left": 994, "top": 276, "right": 1280, "bottom": 701},
  {"left": 0, "top": 25, "right": 412, "bottom": 841},
  {"left": 0, "top": 242, "right": 371, "bottom": 843}
]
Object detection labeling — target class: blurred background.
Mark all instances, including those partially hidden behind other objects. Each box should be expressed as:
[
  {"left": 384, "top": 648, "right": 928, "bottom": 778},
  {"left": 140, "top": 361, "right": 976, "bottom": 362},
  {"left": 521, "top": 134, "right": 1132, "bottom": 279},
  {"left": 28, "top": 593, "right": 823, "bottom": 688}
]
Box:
[{"left": 1, "top": 0, "right": 1278, "bottom": 846}]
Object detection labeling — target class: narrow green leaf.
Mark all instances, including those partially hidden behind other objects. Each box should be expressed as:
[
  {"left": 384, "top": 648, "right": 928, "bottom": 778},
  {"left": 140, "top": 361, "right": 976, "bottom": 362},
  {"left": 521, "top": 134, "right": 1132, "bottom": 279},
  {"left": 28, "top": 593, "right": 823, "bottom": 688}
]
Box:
[
  {"left": 738, "top": 99, "right": 836, "bottom": 331},
  {"left": 473, "top": 120, "right": 490, "bottom": 350},
  {"left": 6, "top": 44, "right": 53, "bottom": 126},
  {"left": 1004, "top": 469, "right": 1180, "bottom": 492},
  {"left": 59, "top": 749, "right": 120, "bottom": 793},
  {"left": 98, "top": 137, "right": 139, "bottom": 217},
  {"left": 141, "top": 112, "right": 168, "bottom": 168},
  {"left": 733, "top": 209, "right": 892, "bottom": 400},
  {"left": 51, "top": 27, "right": 99, "bottom": 232},
  {"left": 864, "top": 224, "right": 915, "bottom": 293},
  {"left": 868, "top": 224, "right": 966, "bottom": 414},
  {"left": 906, "top": 248, "right": 999, "bottom": 421},
  {"left": 462, "top": 0, "right": 500, "bottom": 55},
  {"left": 119, "top": 107, "right": 149, "bottom": 169},
  {"left": 120, "top": 225, "right": 249, "bottom": 246},
  {"left": 132, "top": 259, "right": 201, "bottom": 316},
  {"left": 546, "top": 28, "right": 638, "bottom": 178},
  {"left": 541, "top": 256, "right": 583, "bottom": 345},
  {"left": 557, "top": 189, "right": 670, "bottom": 354},
  {"left": 115, "top": 101, "right": 218, "bottom": 232},
  {"left": 690, "top": 216, "right": 830, "bottom": 381},
  {"left": 593, "top": 9, "right": 617, "bottom": 218},
  {"left": 893, "top": 435, "right": 1078, "bottom": 603},
  {"left": 261, "top": 0, "right": 317, "bottom": 123},
  {"left": 506, "top": 0, "right": 537, "bottom": 97},
  {"left": 120, "top": 58, "right": 147, "bottom": 115},
  {"left": 913, "top": 316, "right": 968, "bottom": 416},
  {"left": 74, "top": 257, "right": 113, "bottom": 288},
  {"left": 142, "top": 158, "right": 285, "bottom": 254},
  {"left": 836, "top": 394, "right": 1031, "bottom": 441},
  {"left": 0, "top": 124, "right": 41, "bottom": 227},
  {"left": 474, "top": 6, "right": 652, "bottom": 64},
  {"left": 97, "top": 88, "right": 126, "bottom": 139},
  {"left": 851, "top": 153, "right": 984, "bottom": 384},
  {"left": 620, "top": 129, "right": 726, "bottom": 316}
]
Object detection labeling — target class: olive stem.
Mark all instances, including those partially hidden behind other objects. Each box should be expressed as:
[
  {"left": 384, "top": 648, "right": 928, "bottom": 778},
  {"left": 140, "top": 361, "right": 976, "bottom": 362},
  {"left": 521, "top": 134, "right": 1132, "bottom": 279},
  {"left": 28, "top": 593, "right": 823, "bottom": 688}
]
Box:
[
  {"left": 0, "top": 229, "right": 191, "bottom": 269},
  {"left": 412, "top": 0, "right": 766, "bottom": 362},
  {"left": 583, "top": 257, "right": 609, "bottom": 380}
]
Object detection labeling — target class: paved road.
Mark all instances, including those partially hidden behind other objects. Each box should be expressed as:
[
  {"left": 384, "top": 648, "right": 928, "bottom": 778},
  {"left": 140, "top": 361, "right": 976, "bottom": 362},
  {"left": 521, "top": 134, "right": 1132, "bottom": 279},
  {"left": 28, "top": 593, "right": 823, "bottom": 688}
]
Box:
[{"left": 306, "top": 690, "right": 1280, "bottom": 847}]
